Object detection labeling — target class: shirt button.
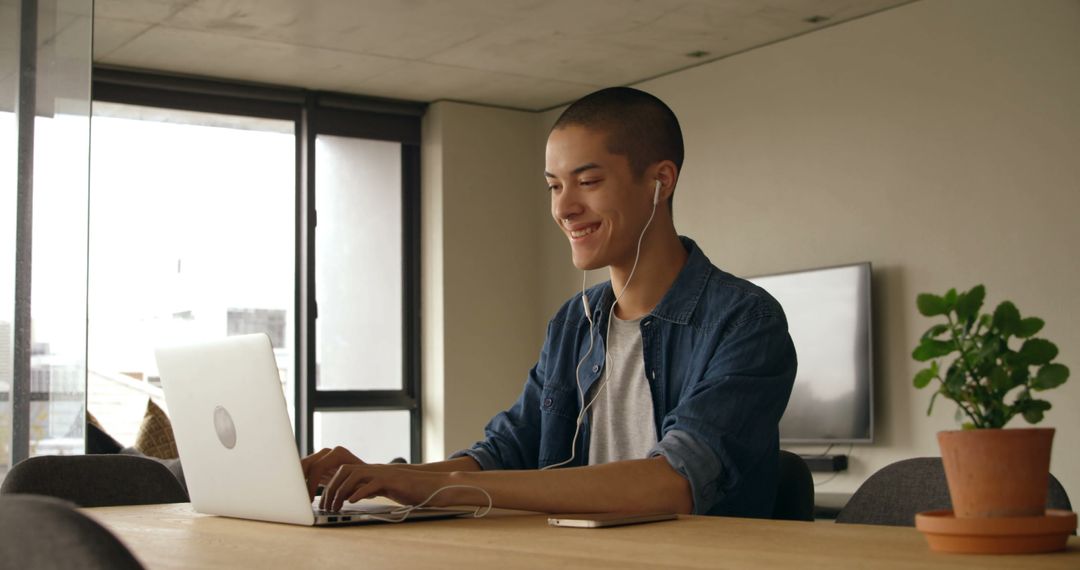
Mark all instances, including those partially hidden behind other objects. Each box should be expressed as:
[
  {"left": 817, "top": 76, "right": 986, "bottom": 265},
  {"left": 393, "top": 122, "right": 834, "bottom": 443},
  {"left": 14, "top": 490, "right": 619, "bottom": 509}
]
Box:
[
  {"left": 543, "top": 398, "right": 553, "bottom": 408},
  {"left": 592, "top": 364, "right": 600, "bottom": 373},
  {"left": 643, "top": 319, "right": 651, "bottom": 327}
]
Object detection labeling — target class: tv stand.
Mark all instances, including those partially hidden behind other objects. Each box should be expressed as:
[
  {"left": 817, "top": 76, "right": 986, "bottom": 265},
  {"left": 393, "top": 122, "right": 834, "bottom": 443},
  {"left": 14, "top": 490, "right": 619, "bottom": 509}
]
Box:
[{"left": 800, "top": 454, "right": 848, "bottom": 473}]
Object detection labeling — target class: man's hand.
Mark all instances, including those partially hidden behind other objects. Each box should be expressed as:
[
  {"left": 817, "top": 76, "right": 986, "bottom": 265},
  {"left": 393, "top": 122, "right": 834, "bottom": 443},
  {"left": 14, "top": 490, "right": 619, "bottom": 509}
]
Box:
[
  {"left": 301, "top": 446, "right": 365, "bottom": 501},
  {"left": 319, "top": 464, "right": 459, "bottom": 512}
]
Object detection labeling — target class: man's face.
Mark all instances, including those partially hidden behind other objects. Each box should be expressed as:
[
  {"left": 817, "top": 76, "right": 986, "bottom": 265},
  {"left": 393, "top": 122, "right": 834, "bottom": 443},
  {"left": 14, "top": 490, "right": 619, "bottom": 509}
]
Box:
[{"left": 546, "top": 125, "right": 655, "bottom": 271}]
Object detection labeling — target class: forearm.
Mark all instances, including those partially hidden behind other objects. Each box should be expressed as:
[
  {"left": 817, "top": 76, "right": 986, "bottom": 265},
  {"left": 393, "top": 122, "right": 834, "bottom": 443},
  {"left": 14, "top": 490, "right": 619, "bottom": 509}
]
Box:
[
  {"left": 444, "top": 456, "right": 692, "bottom": 514},
  {"left": 403, "top": 456, "right": 481, "bottom": 473}
]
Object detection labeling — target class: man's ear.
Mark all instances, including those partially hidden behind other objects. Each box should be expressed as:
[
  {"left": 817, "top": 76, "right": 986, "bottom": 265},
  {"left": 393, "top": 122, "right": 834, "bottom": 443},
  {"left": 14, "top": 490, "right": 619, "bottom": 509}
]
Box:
[{"left": 652, "top": 160, "right": 678, "bottom": 202}]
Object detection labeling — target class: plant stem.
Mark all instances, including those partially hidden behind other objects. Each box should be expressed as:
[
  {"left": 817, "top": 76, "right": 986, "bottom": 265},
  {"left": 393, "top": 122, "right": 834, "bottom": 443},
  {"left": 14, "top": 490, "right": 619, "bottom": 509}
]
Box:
[
  {"left": 946, "top": 313, "right": 987, "bottom": 428},
  {"left": 960, "top": 399, "right": 985, "bottom": 428}
]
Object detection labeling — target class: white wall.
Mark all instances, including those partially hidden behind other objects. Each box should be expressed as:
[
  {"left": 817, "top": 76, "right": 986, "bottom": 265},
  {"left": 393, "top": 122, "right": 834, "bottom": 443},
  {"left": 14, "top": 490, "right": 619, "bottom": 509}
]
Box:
[
  {"left": 421, "top": 101, "right": 547, "bottom": 461},
  {"left": 536, "top": 0, "right": 1080, "bottom": 499},
  {"left": 427, "top": 0, "right": 1080, "bottom": 502}
]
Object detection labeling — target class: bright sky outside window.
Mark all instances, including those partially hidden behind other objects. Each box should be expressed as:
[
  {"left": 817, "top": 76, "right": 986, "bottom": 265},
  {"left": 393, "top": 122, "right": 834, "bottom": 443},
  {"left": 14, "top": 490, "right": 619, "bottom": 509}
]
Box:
[{"left": 87, "top": 103, "right": 295, "bottom": 445}]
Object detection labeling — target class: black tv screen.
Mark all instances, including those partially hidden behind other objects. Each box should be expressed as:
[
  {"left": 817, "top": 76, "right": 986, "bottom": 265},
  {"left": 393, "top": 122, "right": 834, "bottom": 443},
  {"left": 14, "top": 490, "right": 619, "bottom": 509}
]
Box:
[{"left": 748, "top": 262, "right": 874, "bottom": 444}]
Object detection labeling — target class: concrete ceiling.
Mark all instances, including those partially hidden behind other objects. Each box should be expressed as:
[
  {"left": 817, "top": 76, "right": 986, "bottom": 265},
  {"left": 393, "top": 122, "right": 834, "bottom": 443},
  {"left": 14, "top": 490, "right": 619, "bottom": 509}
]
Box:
[{"left": 88, "top": 0, "right": 912, "bottom": 111}]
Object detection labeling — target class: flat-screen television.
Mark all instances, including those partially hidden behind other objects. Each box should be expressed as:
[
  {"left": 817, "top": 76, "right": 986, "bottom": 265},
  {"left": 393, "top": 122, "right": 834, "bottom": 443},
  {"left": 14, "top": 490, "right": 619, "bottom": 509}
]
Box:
[{"left": 748, "top": 262, "right": 873, "bottom": 444}]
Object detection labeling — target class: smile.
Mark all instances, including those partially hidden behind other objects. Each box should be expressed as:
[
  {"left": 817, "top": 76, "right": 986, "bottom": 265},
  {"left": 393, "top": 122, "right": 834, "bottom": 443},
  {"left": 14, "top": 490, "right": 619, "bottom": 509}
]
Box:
[{"left": 569, "top": 223, "right": 600, "bottom": 239}]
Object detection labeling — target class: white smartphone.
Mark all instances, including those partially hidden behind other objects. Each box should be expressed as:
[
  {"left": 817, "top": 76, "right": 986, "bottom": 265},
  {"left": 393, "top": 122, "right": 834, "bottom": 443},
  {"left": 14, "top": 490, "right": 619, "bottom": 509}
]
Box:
[{"left": 547, "top": 512, "right": 678, "bottom": 528}]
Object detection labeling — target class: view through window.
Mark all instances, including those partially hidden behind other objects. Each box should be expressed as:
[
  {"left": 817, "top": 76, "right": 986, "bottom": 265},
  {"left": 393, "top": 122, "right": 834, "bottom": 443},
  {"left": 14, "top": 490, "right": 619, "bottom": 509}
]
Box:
[
  {"left": 2, "top": 0, "right": 93, "bottom": 475},
  {"left": 87, "top": 103, "right": 295, "bottom": 445}
]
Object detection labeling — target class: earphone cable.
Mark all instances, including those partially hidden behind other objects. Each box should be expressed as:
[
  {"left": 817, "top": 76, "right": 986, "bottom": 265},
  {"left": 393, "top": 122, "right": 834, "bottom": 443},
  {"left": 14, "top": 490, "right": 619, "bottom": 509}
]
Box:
[
  {"left": 543, "top": 188, "right": 659, "bottom": 470},
  {"left": 363, "top": 484, "right": 494, "bottom": 523}
]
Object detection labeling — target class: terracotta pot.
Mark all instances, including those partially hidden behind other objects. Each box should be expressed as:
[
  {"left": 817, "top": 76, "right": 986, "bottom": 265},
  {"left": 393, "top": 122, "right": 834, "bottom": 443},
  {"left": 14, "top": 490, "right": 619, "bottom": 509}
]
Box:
[{"left": 937, "top": 428, "right": 1054, "bottom": 518}]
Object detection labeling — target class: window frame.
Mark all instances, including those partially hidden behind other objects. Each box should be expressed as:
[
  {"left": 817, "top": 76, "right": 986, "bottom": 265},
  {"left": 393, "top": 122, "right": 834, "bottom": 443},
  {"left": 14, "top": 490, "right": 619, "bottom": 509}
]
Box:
[{"left": 92, "top": 67, "right": 425, "bottom": 462}]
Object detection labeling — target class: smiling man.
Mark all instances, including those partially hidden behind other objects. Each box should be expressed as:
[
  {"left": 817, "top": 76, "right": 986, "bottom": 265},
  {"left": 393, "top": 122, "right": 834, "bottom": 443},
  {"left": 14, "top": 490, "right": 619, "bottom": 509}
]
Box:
[{"left": 303, "top": 87, "right": 797, "bottom": 518}]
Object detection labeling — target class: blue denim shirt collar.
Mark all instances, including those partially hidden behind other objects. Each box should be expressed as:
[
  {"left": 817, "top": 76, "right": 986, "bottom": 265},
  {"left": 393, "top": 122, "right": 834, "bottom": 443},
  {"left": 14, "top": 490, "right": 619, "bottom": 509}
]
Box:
[{"left": 590, "top": 235, "right": 711, "bottom": 326}]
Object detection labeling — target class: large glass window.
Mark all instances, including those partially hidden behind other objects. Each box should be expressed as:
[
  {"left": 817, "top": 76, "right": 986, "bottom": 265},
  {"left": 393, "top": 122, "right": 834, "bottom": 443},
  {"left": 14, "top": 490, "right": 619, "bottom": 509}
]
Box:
[
  {"left": 314, "top": 410, "right": 410, "bottom": 464},
  {"left": 315, "top": 135, "right": 403, "bottom": 392},
  {"left": 88, "top": 72, "right": 424, "bottom": 462},
  {"left": 2, "top": 0, "right": 93, "bottom": 477},
  {"left": 303, "top": 106, "right": 422, "bottom": 461},
  {"left": 87, "top": 104, "right": 295, "bottom": 442},
  {"left": 1, "top": 98, "right": 15, "bottom": 478},
  {"left": 2, "top": 24, "right": 422, "bottom": 478}
]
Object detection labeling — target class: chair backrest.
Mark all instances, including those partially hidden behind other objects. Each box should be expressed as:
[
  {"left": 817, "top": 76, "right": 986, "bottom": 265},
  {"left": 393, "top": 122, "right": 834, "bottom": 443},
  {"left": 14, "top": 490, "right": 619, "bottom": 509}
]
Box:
[
  {"left": 0, "top": 454, "right": 189, "bottom": 508},
  {"left": 0, "top": 494, "right": 143, "bottom": 570},
  {"left": 836, "top": 457, "right": 1073, "bottom": 526},
  {"left": 772, "top": 450, "right": 815, "bottom": 521}
]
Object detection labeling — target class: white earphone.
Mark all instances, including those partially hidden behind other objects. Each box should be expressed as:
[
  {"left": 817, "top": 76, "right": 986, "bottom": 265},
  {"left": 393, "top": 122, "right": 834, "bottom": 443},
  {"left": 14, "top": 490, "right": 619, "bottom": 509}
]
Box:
[{"left": 544, "top": 179, "right": 662, "bottom": 470}]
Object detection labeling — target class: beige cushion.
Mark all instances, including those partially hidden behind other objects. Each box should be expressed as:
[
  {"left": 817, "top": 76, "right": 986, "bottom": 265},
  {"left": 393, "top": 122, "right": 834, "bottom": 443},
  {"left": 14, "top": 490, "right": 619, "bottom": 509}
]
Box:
[
  {"left": 133, "top": 399, "right": 178, "bottom": 459},
  {"left": 85, "top": 410, "right": 106, "bottom": 432}
]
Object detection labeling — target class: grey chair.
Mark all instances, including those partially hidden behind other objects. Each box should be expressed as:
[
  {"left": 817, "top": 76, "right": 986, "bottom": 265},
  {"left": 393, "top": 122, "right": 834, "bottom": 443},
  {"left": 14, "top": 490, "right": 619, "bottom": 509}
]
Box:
[
  {"left": 0, "top": 455, "right": 188, "bottom": 508},
  {"left": 836, "top": 457, "right": 1072, "bottom": 527},
  {"left": 772, "top": 450, "right": 815, "bottom": 521},
  {"left": 0, "top": 494, "right": 143, "bottom": 569}
]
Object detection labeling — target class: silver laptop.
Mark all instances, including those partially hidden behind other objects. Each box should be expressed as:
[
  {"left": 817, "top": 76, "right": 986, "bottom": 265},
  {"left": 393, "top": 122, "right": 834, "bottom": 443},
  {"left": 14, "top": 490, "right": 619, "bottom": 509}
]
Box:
[{"left": 155, "top": 333, "right": 469, "bottom": 526}]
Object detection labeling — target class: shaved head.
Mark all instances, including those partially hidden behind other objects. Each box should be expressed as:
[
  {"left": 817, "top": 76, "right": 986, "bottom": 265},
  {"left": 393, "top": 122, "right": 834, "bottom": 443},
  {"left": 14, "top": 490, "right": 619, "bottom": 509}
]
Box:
[{"left": 551, "top": 87, "right": 684, "bottom": 184}]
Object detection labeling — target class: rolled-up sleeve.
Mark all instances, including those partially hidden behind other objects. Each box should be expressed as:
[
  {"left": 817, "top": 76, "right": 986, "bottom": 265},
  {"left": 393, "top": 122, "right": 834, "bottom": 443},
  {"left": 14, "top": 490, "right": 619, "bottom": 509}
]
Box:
[
  {"left": 450, "top": 443, "right": 502, "bottom": 471},
  {"left": 649, "top": 429, "right": 723, "bottom": 513},
  {"left": 650, "top": 313, "right": 796, "bottom": 516}
]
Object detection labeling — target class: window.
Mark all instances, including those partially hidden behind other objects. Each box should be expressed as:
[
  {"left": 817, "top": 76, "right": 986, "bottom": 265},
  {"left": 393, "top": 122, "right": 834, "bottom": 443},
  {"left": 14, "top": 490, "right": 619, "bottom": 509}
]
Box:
[
  {"left": 301, "top": 96, "right": 423, "bottom": 461},
  {"left": 314, "top": 136, "right": 404, "bottom": 392},
  {"left": 88, "top": 104, "right": 296, "bottom": 440},
  {"left": 87, "top": 70, "right": 423, "bottom": 461},
  {"left": 2, "top": 0, "right": 93, "bottom": 476}
]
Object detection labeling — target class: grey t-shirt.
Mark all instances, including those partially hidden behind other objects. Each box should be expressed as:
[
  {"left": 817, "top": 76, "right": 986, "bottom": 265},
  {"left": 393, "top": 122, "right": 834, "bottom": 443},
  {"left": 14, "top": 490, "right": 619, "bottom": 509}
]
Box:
[{"left": 587, "top": 314, "right": 658, "bottom": 465}]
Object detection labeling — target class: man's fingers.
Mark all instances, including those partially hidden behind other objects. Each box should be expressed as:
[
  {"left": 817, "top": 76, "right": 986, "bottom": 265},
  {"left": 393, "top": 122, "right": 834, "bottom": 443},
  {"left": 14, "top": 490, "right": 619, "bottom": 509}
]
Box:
[
  {"left": 322, "top": 466, "right": 373, "bottom": 512},
  {"left": 304, "top": 447, "right": 363, "bottom": 501},
  {"left": 307, "top": 470, "right": 322, "bottom": 503},
  {"left": 330, "top": 470, "right": 371, "bottom": 512},
  {"left": 306, "top": 462, "right": 328, "bottom": 502},
  {"left": 301, "top": 448, "right": 332, "bottom": 479},
  {"left": 320, "top": 464, "right": 355, "bottom": 511},
  {"left": 347, "top": 481, "right": 381, "bottom": 505}
]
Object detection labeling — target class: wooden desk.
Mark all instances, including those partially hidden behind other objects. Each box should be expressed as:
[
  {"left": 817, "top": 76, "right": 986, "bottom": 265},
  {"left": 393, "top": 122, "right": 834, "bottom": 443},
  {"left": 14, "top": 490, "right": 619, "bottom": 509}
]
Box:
[{"left": 85, "top": 503, "right": 1079, "bottom": 569}]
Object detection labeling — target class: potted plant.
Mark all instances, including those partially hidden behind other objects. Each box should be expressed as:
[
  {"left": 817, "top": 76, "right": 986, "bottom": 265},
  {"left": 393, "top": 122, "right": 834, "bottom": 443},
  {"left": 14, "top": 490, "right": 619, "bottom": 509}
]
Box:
[{"left": 911, "top": 284, "right": 1070, "bottom": 523}]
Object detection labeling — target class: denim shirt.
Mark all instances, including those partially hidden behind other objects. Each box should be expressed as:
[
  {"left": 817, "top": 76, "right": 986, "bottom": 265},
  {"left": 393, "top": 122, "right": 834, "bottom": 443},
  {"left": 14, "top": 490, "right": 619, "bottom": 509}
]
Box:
[{"left": 452, "top": 237, "right": 796, "bottom": 517}]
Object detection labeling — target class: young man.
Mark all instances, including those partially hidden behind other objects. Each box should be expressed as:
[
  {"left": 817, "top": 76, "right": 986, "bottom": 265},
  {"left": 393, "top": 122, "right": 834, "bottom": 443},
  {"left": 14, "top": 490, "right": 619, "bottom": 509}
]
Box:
[{"left": 303, "top": 87, "right": 796, "bottom": 518}]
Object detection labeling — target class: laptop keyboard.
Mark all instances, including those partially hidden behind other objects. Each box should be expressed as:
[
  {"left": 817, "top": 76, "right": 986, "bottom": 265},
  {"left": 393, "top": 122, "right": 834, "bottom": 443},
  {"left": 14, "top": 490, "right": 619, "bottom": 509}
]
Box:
[{"left": 313, "top": 502, "right": 400, "bottom": 516}]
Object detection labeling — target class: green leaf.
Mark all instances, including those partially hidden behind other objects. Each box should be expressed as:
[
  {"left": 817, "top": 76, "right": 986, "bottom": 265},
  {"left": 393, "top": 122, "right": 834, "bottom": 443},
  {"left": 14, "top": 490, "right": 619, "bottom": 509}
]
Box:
[
  {"left": 1011, "top": 367, "right": 1030, "bottom": 387},
  {"left": 917, "top": 293, "right": 948, "bottom": 317},
  {"left": 1032, "top": 363, "right": 1070, "bottom": 391},
  {"left": 1002, "top": 350, "right": 1023, "bottom": 368},
  {"left": 989, "top": 367, "right": 1011, "bottom": 392},
  {"left": 961, "top": 421, "right": 976, "bottom": 430},
  {"left": 944, "top": 289, "right": 958, "bottom": 311},
  {"left": 992, "top": 301, "right": 1021, "bottom": 336},
  {"left": 1016, "top": 317, "right": 1045, "bottom": 338},
  {"left": 914, "top": 367, "right": 936, "bottom": 389},
  {"left": 1017, "top": 399, "right": 1052, "bottom": 424},
  {"left": 944, "top": 363, "right": 966, "bottom": 391},
  {"left": 921, "top": 324, "right": 950, "bottom": 340},
  {"left": 912, "top": 339, "right": 954, "bottom": 362},
  {"left": 955, "top": 285, "right": 985, "bottom": 322},
  {"left": 1019, "top": 338, "right": 1058, "bottom": 365},
  {"left": 976, "top": 337, "right": 1002, "bottom": 361}
]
